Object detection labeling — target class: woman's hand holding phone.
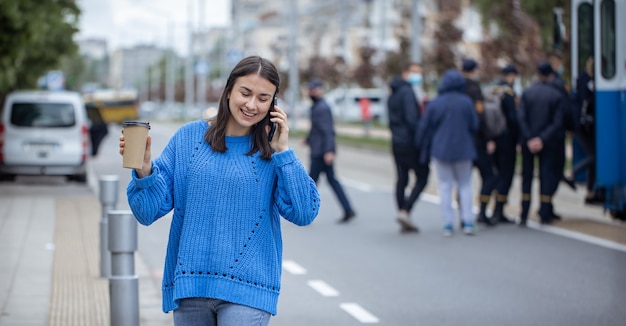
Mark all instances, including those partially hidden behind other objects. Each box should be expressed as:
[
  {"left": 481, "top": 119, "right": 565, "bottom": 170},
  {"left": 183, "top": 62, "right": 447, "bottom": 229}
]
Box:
[{"left": 268, "top": 99, "right": 289, "bottom": 153}]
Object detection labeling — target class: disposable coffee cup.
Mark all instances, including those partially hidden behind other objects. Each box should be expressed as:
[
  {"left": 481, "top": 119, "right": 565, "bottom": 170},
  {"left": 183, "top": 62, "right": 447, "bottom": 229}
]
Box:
[{"left": 122, "top": 121, "right": 150, "bottom": 169}]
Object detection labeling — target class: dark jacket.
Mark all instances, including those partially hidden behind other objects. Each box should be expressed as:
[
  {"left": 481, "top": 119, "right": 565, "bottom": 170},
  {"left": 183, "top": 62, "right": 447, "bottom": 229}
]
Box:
[
  {"left": 497, "top": 80, "right": 520, "bottom": 143},
  {"left": 517, "top": 80, "right": 566, "bottom": 147},
  {"left": 574, "top": 71, "right": 594, "bottom": 136},
  {"left": 464, "top": 77, "right": 489, "bottom": 141},
  {"left": 552, "top": 72, "right": 575, "bottom": 131},
  {"left": 306, "top": 97, "right": 336, "bottom": 158},
  {"left": 387, "top": 77, "right": 420, "bottom": 149},
  {"left": 416, "top": 70, "right": 479, "bottom": 163}
]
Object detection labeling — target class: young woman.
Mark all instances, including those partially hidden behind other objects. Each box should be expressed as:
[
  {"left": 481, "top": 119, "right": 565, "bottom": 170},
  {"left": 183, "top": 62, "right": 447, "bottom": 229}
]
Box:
[{"left": 119, "top": 56, "right": 320, "bottom": 325}]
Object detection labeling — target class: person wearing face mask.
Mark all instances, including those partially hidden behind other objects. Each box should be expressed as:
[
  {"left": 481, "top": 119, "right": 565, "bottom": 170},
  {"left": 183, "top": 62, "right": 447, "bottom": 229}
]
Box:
[
  {"left": 387, "top": 62, "right": 430, "bottom": 233},
  {"left": 304, "top": 78, "right": 357, "bottom": 224}
]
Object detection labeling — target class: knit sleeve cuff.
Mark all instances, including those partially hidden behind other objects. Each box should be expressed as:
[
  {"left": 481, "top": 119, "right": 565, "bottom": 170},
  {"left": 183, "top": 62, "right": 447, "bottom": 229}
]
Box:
[
  {"left": 271, "top": 149, "right": 297, "bottom": 167},
  {"left": 131, "top": 163, "right": 159, "bottom": 189}
]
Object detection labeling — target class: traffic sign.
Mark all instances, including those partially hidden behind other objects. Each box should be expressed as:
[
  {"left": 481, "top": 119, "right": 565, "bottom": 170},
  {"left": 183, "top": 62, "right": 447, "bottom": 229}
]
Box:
[{"left": 195, "top": 61, "right": 210, "bottom": 76}]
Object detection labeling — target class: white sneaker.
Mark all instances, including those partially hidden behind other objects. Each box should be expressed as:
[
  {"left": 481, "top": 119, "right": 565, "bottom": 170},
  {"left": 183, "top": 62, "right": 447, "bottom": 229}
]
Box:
[
  {"left": 442, "top": 225, "right": 453, "bottom": 237},
  {"left": 463, "top": 224, "right": 475, "bottom": 236}
]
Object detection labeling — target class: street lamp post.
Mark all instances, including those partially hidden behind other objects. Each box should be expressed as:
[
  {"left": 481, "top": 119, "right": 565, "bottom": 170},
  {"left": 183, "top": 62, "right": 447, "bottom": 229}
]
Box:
[
  {"left": 411, "top": 0, "right": 422, "bottom": 64},
  {"left": 287, "top": 0, "right": 299, "bottom": 128},
  {"left": 184, "top": 0, "right": 195, "bottom": 120}
]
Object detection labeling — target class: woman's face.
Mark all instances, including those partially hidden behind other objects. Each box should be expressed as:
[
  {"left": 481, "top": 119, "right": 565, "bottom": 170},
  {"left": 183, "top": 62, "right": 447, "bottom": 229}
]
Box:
[{"left": 226, "top": 73, "right": 277, "bottom": 136}]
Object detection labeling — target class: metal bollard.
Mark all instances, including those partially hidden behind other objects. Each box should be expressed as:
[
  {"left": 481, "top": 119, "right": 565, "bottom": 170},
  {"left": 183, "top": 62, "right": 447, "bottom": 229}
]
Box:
[
  {"left": 99, "top": 175, "right": 119, "bottom": 278},
  {"left": 108, "top": 210, "right": 139, "bottom": 326}
]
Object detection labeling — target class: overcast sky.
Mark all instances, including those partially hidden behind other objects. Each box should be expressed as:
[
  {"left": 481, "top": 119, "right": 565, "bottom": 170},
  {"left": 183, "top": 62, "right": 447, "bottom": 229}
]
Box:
[{"left": 76, "top": 0, "right": 231, "bottom": 54}]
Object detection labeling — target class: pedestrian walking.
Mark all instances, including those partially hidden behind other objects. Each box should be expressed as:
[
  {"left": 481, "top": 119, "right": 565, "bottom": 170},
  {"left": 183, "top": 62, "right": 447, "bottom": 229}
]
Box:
[
  {"left": 518, "top": 62, "right": 567, "bottom": 226},
  {"left": 490, "top": 64, "right": 520, "bottom": 224},
  {"left": 304, "top": 78, "right": 357, "bottom": 223},
  {"left": 387, "top": 62, "right": 430, "bottom": 233},
  {"left": 416, "top": 69, "right": 479, "bottom": 236},
  {"left": 462, "top": 58, "right": 496, "bottom": 226},
  {"left": 119, "top": 55, "right": 320, "bottom": 325}
]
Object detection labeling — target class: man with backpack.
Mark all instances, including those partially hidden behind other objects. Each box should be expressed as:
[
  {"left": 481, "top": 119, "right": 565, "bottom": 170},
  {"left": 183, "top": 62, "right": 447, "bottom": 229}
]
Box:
[
  {"left": 462, "top": 58, "right": 496, "bottom": 226},
  {"left": 489, "top": 64, "right": 520, "bottom": 224}
]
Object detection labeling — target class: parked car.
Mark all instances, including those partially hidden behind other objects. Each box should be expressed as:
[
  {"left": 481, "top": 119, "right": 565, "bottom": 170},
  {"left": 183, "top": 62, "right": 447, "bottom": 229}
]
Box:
[
  {"left": 0, "top": 90, "right": 91, "bottom": 182},
  {"left": 324, "top": 87, "right": 388, "bottom": 123}
]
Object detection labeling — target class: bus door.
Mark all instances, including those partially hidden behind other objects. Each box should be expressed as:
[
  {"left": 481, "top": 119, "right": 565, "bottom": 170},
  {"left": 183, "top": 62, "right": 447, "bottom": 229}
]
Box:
[
  {"left": 571, "top": 0, "right": 594, "bottom": 183},
  {"left": 592, "top": 0, "right": 626, "bottom": 218}
]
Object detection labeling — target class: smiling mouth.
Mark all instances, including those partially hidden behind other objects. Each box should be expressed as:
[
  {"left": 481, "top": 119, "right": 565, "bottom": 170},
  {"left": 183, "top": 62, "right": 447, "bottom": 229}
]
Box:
[{"left": 241, "top": 109, "right": 256, "bottom": 117}]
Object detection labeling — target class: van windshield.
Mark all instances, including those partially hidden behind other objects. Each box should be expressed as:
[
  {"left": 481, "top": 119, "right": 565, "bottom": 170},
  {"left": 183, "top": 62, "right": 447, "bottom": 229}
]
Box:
[{"left": 10, "top": 102, "right": 76, "bottom": 128}]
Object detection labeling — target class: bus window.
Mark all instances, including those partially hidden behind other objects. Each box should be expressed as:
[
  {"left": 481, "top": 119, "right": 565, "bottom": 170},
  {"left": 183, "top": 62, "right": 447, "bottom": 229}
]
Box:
[
  {"left": 577, "top": 3, "right": 594, "bottom": 74},
  {"left": 600, "top": 0, "right": 616, "bottom": 79}
]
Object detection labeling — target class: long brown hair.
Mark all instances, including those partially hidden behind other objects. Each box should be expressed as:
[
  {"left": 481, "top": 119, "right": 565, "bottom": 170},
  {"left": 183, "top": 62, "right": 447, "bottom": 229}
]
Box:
[{"left": 204, "top": 56, "right": 280, "bottom": 160}]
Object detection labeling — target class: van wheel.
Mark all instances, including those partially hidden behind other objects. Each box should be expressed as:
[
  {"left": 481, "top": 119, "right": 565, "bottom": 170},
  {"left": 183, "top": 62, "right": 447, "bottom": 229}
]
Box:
[
  {"left": 69, "top": 174, "right": 87, "bottom": 183},
  {"left": 0, "top": 173, "right": 16, "bottom": 182}
]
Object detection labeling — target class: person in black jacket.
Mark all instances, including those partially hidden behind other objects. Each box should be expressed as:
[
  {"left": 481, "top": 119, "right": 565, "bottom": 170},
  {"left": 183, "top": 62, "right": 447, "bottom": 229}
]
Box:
[
  {"left": 491, "top": 64, "right": 520, "bottom": 224},
  {"left": 387, "top": 62, "right": 429, "bottom": 233},
  {"left": 462, "top": 58, "right": 496, "bottom": 226},
  {"left": 566, "top": 56, "right": 601, "bottom": 203},
  {"left": 549, "top": 51, "right": 576, "bottom": 194},
  {"left": 518, "top": 62, "right": 567, "bottom": 226},
  {"left": 305, "top": 79, "right": 356, "bottom": 223}
]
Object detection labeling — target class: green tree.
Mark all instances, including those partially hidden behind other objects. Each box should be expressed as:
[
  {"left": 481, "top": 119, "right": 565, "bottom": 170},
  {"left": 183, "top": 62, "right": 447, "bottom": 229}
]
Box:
[
  {"left": 351, "top": 46, "right": 377, "bottom": 88},
  {"left": 472, "top": 0, "right": 571, "bottom": 82},
  {"left": 427, "top": 0, "right": 464, "bottom": 76},
  {"left": 0, "top": 0, "right": 80, "bottom": 97},
  {"left": 58, "top": 53, "right": 86, "bottom": 91}
]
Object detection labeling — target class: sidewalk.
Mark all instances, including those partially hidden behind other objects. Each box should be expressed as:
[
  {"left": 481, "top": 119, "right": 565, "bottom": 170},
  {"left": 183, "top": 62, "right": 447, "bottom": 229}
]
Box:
[{"left": 0, "top": 185, "right": 170, "bottom": 326}]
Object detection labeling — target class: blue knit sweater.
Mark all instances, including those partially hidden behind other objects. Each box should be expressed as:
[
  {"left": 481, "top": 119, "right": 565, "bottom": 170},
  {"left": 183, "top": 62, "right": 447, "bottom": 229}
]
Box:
[{"left": 126, "top": 120, "right": 320, "bottom": 315}]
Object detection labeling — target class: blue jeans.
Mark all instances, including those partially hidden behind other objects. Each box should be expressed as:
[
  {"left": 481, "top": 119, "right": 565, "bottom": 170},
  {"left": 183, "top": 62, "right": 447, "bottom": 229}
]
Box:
[{"left": 173, "top": 298, "right": 271, "bottom": 326}]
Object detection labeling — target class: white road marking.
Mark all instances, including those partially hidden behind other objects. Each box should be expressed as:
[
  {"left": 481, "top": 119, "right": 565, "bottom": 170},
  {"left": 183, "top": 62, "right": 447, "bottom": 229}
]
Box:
[
  {"left": 342, "top": 177, "right": 625, "bottom": 252},
  {"left": 527, "top": 220, "right": 626, "bottom": 253},
  {"left": 307, "top": 280, "right": 339, "bottom": 297},
  {"left": 340, "top": 303, "right": 380, "bottom": 323},
  {"left": 342, "top": 178, "right": 375, "bottom": 192},
  {"left": 282, "top": 260, "right": 307, "bottom": 275},
  {"left": 420, "top": 192, "right": 440, "bottom": 204}
]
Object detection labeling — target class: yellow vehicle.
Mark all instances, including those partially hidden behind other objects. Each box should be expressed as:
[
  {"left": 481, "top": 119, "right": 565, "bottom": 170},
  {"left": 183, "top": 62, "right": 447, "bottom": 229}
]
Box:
[{"left": 83, "top": 89, "right": 139, "bottom": 124}]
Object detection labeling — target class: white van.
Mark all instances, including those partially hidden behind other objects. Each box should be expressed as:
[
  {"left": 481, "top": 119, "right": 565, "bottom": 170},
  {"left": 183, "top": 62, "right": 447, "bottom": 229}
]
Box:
[
  {"left": 324, "top": 87, "right": 388, "bottom": 123},
  {"left": 0, "top": 90, "right": 90, "bottom": 182}
]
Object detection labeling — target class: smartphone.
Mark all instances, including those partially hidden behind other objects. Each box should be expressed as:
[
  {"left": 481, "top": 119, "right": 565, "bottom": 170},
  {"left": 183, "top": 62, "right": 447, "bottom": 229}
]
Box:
[{"left": 268, "top": 96, "right": 278, "bottom": 142}]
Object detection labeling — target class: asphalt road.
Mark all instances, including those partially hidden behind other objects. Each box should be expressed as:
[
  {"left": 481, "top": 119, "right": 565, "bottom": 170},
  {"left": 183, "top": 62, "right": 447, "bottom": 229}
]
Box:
[{"left": 85, "top": 121, "right": 626, "bottom": 325}]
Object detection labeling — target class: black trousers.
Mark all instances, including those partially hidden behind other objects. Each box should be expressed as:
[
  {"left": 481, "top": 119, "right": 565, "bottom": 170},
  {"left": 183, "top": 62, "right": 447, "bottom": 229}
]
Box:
[
  {"left": 474, "top": 140, "right": 497, "bottom": 198},
  {"left": 520, "top": 142, "right": 563, "bottom": 220},
  {"left": 492, "top": 133, "right": 517, "bottom": 200},
  {"left": 572, "top": 131, "right": 596, "bottom": 192},
  {"left": 392, "top": 145, "right": 430, "bottom": 213},
  {"left": 309, "top": 156, "right": 354, "bottom": 214}
]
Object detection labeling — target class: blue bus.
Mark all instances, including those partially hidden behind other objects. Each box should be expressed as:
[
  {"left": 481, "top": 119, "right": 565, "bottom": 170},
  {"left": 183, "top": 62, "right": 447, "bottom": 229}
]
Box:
[{"left": 571, "top": 0, "right": 626, "bottom": 220}]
